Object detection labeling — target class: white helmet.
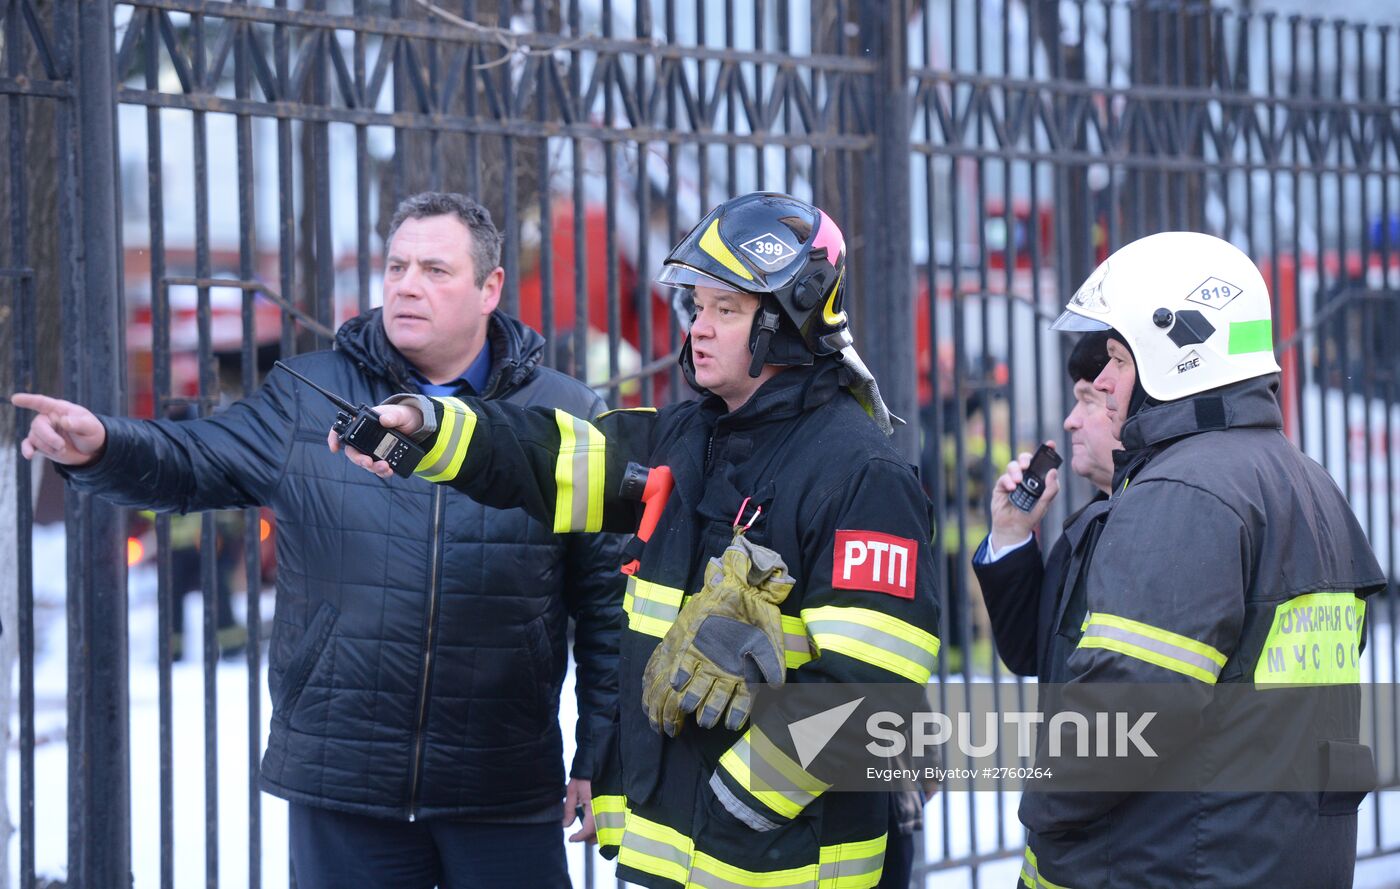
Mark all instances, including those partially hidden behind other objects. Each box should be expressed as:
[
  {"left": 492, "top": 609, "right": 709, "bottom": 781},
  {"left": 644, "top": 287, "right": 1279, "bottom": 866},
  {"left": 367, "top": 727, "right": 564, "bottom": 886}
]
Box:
[{"left": 1050, "top": 231, "right": 1281, "bottom": 402}]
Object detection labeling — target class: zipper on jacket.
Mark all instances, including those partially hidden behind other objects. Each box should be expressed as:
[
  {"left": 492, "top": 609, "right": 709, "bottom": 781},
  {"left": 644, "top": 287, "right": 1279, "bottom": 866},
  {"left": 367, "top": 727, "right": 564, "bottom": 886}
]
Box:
[{"left": 406, "top": 486, "right": 444, "bottom": 820}]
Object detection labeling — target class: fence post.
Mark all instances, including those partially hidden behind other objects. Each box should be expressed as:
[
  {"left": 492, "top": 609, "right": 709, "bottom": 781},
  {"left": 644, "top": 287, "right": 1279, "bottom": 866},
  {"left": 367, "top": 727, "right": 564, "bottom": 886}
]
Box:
[
  {"left": 859, "top": 0, "right": 918, "bottom": 464},
  {"left": 65, "top": 0, "right": 131, "bottom": 885}
]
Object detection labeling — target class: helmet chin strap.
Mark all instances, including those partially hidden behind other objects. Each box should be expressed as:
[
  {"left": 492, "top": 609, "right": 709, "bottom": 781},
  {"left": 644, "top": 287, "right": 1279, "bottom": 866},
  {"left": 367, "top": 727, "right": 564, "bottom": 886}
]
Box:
[{"left": 748, "top": 309, "right": 781, "bottom": 378}]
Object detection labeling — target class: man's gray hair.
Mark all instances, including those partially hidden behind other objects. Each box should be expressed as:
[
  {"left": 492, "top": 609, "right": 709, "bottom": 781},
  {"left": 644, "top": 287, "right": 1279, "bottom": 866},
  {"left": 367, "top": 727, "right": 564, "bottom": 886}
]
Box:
[{"left": 385, "top": 192, "right": 502, "bottom": 287}]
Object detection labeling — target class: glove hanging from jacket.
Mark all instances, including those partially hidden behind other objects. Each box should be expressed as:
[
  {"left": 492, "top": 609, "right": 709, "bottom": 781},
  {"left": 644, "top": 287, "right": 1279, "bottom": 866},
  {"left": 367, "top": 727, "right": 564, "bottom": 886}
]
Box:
[{"left": 642, "top": 531, "right": 796, "bottom": 737}]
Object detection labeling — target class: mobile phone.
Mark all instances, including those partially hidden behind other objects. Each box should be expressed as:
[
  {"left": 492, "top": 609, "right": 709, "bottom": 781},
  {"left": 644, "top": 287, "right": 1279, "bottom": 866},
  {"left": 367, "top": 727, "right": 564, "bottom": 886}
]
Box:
[{"left": 1009, "top": 443, "right": 1062, "bottom": 511}]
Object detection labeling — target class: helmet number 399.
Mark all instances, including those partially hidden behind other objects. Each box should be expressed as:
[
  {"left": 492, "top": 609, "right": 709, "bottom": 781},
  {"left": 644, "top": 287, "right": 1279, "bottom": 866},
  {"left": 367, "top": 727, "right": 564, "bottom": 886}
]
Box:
[{"left": 740, "top": 232, "right": 798, "bottom": 268}]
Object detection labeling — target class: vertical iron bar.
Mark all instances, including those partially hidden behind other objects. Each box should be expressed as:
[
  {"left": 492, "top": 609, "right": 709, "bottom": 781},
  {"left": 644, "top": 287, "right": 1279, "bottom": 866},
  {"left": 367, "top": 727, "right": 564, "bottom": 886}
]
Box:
[
  {"left": 920, "top": 0, "right": 949, "bottom": 865},
  {"left": 1310, "top": 17, "right": 1330, "bottom": 482},
  {"left": 664, "top": 0, "right": 682, "bottom": 402},
  {"left": 188, "top": 11, "right": 222, "bottom": 889},
  {"left": 427, "top": 21, "right": 442, "bottom": 191},
  {"left": 465, "top": 0, "right": 481, "bottom": 200},
  {"left": 499, "top": 0, "right": 519, "bottom": 315},
  {"left": 918, "top": 0, "right": 952, "bottom": 868},
  {"left": 861, "top": 0, "right": 915, "bottom": 463},
  {"left": 1378, "top": 23, "right": 1400, "bottom": 789},
  {"left": 1289, "top": 15, "right": 1306, "bottom": 460},
  {"left": 535, "top": 2, "right": 555, "bottom": 368},
  {"left": 725, "top": 0, "right": 736, "bottom": 195},
  {"left": 233, "top": 12, "right": 264, "bottom": 887},
  {"left": 982, "top": 0, "right": 1006, "bottom": 851},
  {"left": 67, "top": 1, "right": 131, "bottom": 885},
  {"left": 140, "top": 8, "right": 176, "bottom": 887},
  {"left": 1264, "top": 12, "right": 1286, "bottom": 441},
  {"left": 569, "top": 0, "right": 587, "bottom": 382},
  {"left": 391, "top": 0, "right": 407, "bottom": 207},
  {"left": 635, "top": 2, "right": 653, "bottom": 404},
  {"left": 355, "top": 0, "right": 372, "bottom": 315},
  {"left": 311, "top": 0, "right": 334, "bottom": 345},
  {"left": 7, "top": 0, "right": 37, "bottom": 884},
  {"left": 753, "top": 0, "right": 764, "bottom": 192},
  {"left": 276, "top": 0, "right": 297, "bottom": 358},
  {"left": 1027, "top": 0, "right": 1046, "bottom": 472},
  {"left": 603, "top": 0, "right": 620, "bottom": 406},
  {"left": 779, "top": 0, "right": 794, "bottom": 195}
]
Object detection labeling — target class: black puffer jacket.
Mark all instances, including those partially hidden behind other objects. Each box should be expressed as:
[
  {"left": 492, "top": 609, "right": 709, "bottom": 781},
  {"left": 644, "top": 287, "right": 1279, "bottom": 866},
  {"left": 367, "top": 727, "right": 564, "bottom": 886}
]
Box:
[{"left": 64, "top": 310, "right": 625, "bottom": 821}]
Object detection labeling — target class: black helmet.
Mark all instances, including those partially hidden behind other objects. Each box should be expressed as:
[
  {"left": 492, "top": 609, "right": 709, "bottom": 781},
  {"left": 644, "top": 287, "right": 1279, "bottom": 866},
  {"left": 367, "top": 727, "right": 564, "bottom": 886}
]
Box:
[{"left": 658, "top": 192, "right": 851, "bottom": 379}]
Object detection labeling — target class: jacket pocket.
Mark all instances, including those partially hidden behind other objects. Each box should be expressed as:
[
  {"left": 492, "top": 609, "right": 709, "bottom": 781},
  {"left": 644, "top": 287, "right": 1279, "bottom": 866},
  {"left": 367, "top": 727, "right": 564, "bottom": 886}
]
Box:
[
  {"left": 692, "top": 772, "right": 821, "bottom": 883},
  {"left": 275, "top": 601, "right": 338, "bottom": 719},
  {"left": 522, "top": 615, "right": 553, "bottom": 717},
  {"left": 1318, "top": 739, "right": 1376, "bottom": 815},
  {"left": 469, "top": 612, "right": 555, "bottom": 745}
]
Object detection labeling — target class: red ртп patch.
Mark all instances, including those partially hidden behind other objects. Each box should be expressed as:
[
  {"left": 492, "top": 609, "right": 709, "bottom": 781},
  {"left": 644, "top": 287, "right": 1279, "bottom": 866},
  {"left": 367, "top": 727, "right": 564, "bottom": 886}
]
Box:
[{"left": 833, "top": 530, "right": 917, "bottom": 599}]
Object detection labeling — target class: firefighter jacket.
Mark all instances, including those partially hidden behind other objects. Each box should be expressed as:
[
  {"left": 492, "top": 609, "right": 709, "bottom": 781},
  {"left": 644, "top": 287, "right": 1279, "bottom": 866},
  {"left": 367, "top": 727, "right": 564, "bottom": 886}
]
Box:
[
  {"left": 60, "top": 310, "right": 625, "bottom": 822},
  {"left": 406, "top": 360, "right": 942, "bottom": 889},
  {"left": 1018, "top": 375, "right": 1386, "bottom": 889}
]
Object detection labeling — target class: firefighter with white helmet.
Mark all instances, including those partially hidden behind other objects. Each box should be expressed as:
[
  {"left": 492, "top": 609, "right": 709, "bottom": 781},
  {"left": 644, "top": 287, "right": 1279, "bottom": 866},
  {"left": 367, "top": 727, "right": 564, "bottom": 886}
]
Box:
[
  {"left": 1050, "top": 230, "right": 1282, "bottom": 402},
  {"left": 1017, "top": 232, "right": 1385, "bottom": 888}
]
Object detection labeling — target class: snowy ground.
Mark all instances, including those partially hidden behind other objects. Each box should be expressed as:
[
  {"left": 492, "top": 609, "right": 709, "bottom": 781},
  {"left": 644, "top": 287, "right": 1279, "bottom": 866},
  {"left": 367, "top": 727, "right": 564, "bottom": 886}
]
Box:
[{"left": 12, "top": 522, "right": 1400, "bottom": 888}]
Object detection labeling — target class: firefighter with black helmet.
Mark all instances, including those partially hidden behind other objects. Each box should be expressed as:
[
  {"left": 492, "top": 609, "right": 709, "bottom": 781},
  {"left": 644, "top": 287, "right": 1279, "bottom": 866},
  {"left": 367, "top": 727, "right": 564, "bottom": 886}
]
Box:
[
  {"left": 334, "top": 192, "right": 941, "bottom": 888},
  {"left": 1018, "top": 231, "right": 1386, "bottom": 888}
]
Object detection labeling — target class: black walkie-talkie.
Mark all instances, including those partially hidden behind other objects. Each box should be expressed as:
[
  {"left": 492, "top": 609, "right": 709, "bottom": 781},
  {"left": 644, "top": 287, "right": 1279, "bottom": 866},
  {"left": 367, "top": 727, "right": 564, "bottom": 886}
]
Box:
[{"left": 274, "top": 361, "right": 427, "bottom": 478}]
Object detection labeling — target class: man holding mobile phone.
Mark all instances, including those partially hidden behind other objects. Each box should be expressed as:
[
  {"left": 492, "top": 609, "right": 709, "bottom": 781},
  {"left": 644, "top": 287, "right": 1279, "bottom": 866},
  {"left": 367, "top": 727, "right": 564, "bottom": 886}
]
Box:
[{"left": 972, "top": 331, "right": 1116, "bottom": 682}]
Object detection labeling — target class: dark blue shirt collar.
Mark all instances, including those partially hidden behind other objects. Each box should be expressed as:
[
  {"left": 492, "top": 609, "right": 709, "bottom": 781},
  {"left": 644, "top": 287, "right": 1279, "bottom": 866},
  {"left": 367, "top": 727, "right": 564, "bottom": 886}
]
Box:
[{"left": 409, "top": 341, "right": 492, "bottom": 397}]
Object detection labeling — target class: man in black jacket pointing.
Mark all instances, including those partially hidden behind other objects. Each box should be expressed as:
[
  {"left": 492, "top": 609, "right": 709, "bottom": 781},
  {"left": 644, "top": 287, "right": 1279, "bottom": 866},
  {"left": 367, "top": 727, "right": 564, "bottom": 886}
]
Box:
[{"left": 14, "top": 192, "right": 624, "bottom": 889}]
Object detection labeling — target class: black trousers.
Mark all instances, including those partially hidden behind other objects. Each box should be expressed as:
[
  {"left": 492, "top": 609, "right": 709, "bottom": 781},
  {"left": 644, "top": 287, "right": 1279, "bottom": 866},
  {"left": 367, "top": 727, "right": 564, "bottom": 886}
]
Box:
[
  {"left": 289, "top": 802, "right": 570, "bottom": 889},
  {"left": 877, "top": 824, "right": 917, "bottom": 889}
]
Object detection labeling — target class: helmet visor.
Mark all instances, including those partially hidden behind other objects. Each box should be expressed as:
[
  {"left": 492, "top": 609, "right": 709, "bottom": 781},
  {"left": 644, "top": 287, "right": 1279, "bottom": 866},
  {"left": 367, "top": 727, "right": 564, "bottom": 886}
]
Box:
[
  {"left": 655, "top": 263, "right": 747, "bottom": 293},
  {"left": 659, "top": 264, "right": 749, "bottom": 333},
  {"left": 1050, "top": 309, "right": 1113, "bottom": 332}
]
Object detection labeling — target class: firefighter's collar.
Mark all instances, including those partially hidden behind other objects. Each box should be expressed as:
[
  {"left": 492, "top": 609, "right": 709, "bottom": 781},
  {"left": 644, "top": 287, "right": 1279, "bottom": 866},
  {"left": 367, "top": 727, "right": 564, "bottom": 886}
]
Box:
[
  {"left": 1120, "top": 373, "right": 1283, "bottom": 451},
  {"left": 708, "top": 360, "right": 840, "bottom": 429}
]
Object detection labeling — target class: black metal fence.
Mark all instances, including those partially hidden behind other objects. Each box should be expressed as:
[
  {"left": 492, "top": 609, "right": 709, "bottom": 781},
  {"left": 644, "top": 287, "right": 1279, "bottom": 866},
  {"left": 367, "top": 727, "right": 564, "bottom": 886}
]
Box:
[{"left": 2, "top": 1, "right": 1398, "bottom": 887}]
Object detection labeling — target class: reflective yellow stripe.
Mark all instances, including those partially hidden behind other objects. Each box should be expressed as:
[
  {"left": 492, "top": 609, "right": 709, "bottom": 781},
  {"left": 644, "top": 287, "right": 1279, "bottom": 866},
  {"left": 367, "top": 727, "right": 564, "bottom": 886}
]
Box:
[
  {"left": 782, "top": 614, "right": 813, "bottom": 668},
  {"left": 719, "top": 727, "right": 829, "bottom": 821},
  {"left": 595, "top": 406, "right": 658, "bottom": 420},
  {"left": 618, "top": 810, "right": 694, "bottom": 886},
  {"left": 606, "top": 797, "right": 883, "bottom": 888},
  {"left": 817, "top": 834, "right": 887, "bottom": 889},
  {"left": 552, "top": 409, "right": 606, "bottom": 533},
  {"left": 626, "top": 590, "right": 814, "bottom": 670},
  {"left": 719, "top": 741, "right": 801, "bottom": 820},
  {"left": 1079, "top": 612, "right": 1227, "bottom": 685},
  {"left": 699, "top": 218, "right": 755, "bottom": 281},
  {"left": 1255, "top": 592, "right": 1366, "bottom": 685},
  {"left": 1021, "top": 846, "right": 1071, "bottom": 889},
  {"left": 624, "top": 576, "right": 686, "bottom": 638},
  {"left": 592, "top": 794, "right": 626, "bottom": 849},
  {"left": 415, "top": 397, "right": 477, "bottom": 482},
  {"left": 802, "top": 605, "right": 940, "bottom": 683},
  {"left": 691, "top": 851, "right": 816, "bottom": 888}
]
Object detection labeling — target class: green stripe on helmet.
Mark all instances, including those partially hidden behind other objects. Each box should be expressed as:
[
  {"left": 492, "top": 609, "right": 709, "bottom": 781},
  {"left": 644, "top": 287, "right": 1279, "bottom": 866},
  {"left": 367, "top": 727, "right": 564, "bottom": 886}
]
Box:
[{"left": 1227, "top": 319, "right": 1273, "bottom": 354}]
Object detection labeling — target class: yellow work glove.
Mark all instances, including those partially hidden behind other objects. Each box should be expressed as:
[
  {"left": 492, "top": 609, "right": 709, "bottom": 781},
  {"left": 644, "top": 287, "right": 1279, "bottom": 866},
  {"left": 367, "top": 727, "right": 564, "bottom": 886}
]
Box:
[{"left": 642, "top": 532, "right": 796, "bottom": 737}]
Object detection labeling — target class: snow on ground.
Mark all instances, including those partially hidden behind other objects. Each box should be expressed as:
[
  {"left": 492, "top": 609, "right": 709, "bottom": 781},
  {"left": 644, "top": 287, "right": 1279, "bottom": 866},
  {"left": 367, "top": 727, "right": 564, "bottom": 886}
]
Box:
[{"left": 12, "top": 522, "right": 1400, "bottom": 887}]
